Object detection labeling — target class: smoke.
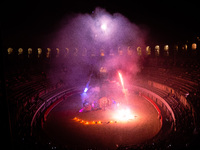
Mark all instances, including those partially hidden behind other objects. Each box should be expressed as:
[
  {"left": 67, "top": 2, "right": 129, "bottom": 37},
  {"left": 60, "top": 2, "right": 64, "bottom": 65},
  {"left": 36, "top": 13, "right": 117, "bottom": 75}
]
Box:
[
  {"left": 49, "top": 7, "right": 147, "bottom": 85},
  {"left": 54, "top": 7, "right": 146, "bottom": 50}
]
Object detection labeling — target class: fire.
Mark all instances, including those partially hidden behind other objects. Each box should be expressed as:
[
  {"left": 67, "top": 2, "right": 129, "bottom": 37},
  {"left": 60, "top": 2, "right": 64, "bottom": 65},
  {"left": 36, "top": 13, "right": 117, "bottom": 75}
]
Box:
[
  {"left": 97, "top": 121, "right": 102, "bottom": 124},
  {"left": 85, "top": 121, "right": 89, "bottom": 125}
]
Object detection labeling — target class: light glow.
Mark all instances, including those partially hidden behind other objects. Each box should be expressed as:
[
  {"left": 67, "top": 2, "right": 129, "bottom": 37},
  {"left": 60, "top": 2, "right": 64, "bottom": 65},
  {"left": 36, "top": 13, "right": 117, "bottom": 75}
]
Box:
[
  {"left": 192, "top": 43, "right": 197, "bottom": 50},
  {"left": 115, "top": 108, "right": 134, "bottom": 121},
  {"left": 72, "top": 117, "right": 120, "bottom": 125},
  {"left": 84, "top": 87, "right": 88, "bottom": 93},
  {"left": 101, "top": 23, "right": 107, "bottom": 31},
  {"left": 73, "top": 117, "right": 77, "bottom": 120},
  {"left": 97, "top": 121, "right": 102, "bottom": 124}
]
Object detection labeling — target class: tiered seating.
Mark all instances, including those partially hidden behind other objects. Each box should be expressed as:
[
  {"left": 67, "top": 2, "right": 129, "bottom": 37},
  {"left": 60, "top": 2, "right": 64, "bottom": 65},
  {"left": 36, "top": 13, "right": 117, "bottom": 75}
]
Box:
[
  {"left": 136, "top": 58, "right": 200, "bottom": 149},
  {"left": 5, "top": 70, "right": 65, "bottom": 149},
  {"left": 4, "top": 53, "right": 200, "bottom": 149}
]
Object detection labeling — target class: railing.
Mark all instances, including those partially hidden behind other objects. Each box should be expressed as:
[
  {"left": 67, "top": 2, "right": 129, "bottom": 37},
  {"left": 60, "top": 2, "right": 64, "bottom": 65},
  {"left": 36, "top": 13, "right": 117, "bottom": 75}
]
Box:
[
  {"left": 29, "top": 83, "right": 183, "bottom": 150},
  {"left": 30, "top": 86, "right": 83, "bottom": 136},
  {"left": 30, "top": 84, "right": 177, "bottom": 131},
  {"left": 130, "top": 85, "right": 176, "bottom": 124}
]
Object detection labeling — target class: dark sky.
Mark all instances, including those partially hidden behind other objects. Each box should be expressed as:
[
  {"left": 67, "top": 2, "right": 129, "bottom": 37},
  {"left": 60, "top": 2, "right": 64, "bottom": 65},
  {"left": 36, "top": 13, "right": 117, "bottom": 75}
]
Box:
[{"left": 2, "top": 0, "right": 200, "bottom": 47}]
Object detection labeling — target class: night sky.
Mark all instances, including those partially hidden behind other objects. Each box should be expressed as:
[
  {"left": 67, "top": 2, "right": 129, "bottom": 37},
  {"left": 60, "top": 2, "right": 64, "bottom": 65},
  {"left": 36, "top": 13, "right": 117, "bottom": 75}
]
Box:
[{"left": 2, "top": 0, "right": 200, "bottom": 47}]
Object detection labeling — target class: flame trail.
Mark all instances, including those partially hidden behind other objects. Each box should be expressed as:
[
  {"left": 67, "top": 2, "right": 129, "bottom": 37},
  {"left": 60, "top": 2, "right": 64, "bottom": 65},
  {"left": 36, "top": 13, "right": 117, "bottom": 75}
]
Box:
[
  {"left": 84, "top": 73, "right": 92, "bottom": 93},
  {"left": 118, "top": 71, "right": 128, "bottom": 103},
  {"left": 118, "top": 72, "right": 125, "bottom": 90}
]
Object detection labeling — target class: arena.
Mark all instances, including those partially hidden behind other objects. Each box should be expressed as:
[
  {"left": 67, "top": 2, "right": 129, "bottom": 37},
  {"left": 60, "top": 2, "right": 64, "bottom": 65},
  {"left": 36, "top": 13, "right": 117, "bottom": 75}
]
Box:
[
  {"left": 43, "top": 88, "right": 161, "bottom": 149},
  {"left": 2, "top": 2, "right": 200, "bottom": 150},
  {"left": 2, "top": 43, "right": 200, "bottom": 149}
]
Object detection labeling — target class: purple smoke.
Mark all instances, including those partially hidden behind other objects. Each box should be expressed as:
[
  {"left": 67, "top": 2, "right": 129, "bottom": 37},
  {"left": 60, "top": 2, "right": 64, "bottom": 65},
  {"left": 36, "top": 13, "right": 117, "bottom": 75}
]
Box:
[
  {"left": 53, "top": 7, "right": 147, "bottom": 53},
  {"left": 49, "top": 7, "right": 148, "bottom": 85}
]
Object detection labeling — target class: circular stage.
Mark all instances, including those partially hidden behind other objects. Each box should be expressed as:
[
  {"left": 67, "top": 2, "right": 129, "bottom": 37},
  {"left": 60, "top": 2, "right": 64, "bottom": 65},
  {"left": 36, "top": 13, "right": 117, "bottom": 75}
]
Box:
[{"left": 43, "top": 93, "right": 161, "bottom": 149}]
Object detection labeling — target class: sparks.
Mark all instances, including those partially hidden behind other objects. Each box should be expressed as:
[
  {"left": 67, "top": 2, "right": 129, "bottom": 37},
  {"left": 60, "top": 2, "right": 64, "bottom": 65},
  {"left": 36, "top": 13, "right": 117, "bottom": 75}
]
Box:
[{"left": 118, "top": 72, "right": 125, "bottom": 90}]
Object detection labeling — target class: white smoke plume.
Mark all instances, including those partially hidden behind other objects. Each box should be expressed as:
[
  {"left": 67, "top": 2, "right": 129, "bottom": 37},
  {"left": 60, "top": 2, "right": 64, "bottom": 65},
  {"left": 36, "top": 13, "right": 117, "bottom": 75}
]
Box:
[
  {"left": 49, "top": 7, "right": 147, "bottom": 85},
  {"left": 53, "top": 7, "right": 147, "bottom": 51}
]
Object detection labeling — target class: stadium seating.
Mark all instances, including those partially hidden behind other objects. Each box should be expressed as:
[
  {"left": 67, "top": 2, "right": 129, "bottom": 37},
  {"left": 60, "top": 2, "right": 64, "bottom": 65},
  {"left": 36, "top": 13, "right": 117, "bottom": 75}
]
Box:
[
  {"left": 3, "top": 46, "right": 200, "bottom": 149},
  {"left": 134, "top": 57, "right": 200, "bottom": 149}
]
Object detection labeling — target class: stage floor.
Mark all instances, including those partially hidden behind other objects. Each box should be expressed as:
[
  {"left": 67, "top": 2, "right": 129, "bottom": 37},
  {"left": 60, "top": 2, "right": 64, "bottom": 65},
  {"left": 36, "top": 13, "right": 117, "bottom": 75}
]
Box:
[{"left": 43, "top": 93, "right": 161, "bottom": 149}]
